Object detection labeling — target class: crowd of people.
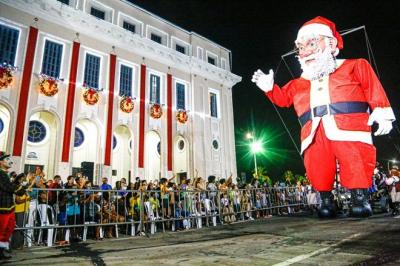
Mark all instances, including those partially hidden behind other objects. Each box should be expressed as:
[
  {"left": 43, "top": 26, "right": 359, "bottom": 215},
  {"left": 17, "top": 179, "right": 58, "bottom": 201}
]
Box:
[
  {"left": 3, "top": 167, "right": 315, "bottom": 253},
  {"left": 1, "top": 149, "right": 399, "bottom": 261}
]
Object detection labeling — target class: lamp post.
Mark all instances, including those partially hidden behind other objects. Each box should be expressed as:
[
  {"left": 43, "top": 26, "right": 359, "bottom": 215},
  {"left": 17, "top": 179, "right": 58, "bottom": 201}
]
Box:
[{"left": 246, "top": 132, "right": 262, "bottom": 178}]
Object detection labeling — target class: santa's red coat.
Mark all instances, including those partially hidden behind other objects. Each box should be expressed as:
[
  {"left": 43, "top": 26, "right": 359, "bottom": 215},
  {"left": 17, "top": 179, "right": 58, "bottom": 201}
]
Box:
[{"left": 266, "top": 58, "right": 393, "bottom": 153}]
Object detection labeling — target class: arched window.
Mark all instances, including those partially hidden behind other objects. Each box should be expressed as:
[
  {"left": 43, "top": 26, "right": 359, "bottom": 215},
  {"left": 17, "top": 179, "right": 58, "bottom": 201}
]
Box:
[
  {"left": 28, "top": 120, "right": 47, "bottom": 143},
  {"left": 74, "top": 127, "right": 85, "bottom": 147}
]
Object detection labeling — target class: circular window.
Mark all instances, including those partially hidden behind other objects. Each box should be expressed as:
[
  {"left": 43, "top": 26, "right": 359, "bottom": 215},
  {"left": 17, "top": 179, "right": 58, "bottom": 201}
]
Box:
[
  {"left": 74, "top": 127, "right": 85, "bottom": 147},
  {"left": 113, "top": 135, "right": 117, "bottom": 150},
  {"left": 178, "top": 140, "right": 185, "bottom": 151},
  {"left": 28, "top": 120, "right": 47, "bottom": 143},
  {"left": 157, "top": 141, "right": 161, "bottom": 155},
  {"left": 0, "top": 118, "right": 4, "bottom": 134},
  {"left": 212, "top": 139, "right": 219, "bottom": 150}
]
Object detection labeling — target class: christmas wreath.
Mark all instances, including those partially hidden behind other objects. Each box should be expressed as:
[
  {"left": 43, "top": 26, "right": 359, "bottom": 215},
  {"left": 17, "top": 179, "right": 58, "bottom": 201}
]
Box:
[
  {"left": 38, "top": 74, "right": 59, "bottom": 97},
  {"left": 120, "top": 96, "right": 135, "bottom": 113},
  {"left": 0, "top": 63, "right": 16, "bottom": 89},
  {"left": 150, "top": 103, "right": 162, "bottom": 119},
  {"left": 176, "top": 109, "right": 188, "bottom": 123},
  {"left": 82, "top": 84, "right": 99, "bottom": 105}
]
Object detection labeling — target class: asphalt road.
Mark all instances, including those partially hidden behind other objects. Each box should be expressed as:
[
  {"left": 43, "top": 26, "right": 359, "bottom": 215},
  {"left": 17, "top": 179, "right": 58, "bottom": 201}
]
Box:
[{"left": 5, "top": 213, "right": 400, "bottom": 266}]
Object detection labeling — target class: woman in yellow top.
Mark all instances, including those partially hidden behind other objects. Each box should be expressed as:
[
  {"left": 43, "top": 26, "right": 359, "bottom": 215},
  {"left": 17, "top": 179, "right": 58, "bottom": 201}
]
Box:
[
  {"left": 128, "top": 192, "right": 141, "bottom": 219},
  {"left": 11, "top": 173, "right": 30, "bottom": 249}
]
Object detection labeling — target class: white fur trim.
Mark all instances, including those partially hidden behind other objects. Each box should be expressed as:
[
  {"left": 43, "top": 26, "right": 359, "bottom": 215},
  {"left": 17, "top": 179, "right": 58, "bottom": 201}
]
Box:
[
  {"left": 300, "top": 114, "right": 373, "bottom": 154},
  {"left": 297, "top": 24, "right": 333, "bottom": 42},
  {"left": 0, "top": 241, "right": 9, "bottom": 249},
  {"left": 322, "top": 115, "right": 373, "bottom": 143},
  {"left": 300, "top": 117, "right": 322, "bottom": 154},
  {"left": 371, "top": 107, "right": 396, "bottom": 121}
]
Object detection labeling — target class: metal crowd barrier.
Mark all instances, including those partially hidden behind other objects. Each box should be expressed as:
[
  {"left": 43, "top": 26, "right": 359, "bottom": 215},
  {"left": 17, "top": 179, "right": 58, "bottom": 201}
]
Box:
[{"left": 14, "top": 186, "right": 320, "bottom": 247}]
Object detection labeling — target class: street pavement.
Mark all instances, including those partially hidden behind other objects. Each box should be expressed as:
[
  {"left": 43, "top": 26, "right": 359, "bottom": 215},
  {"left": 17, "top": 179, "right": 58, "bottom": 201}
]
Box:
[{"left": 4, "top": 213, "right": 400, "bottom": 266}]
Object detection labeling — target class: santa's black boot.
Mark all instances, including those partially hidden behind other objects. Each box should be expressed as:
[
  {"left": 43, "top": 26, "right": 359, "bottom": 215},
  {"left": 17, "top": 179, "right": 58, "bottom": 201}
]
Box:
[
  {"left": 0, "top": 248, "right": 11, "bottom": 260},
  {"left": 318, "top": 191, "right": 337, "bottom": 218},
  {"left": 350, "top": 189, "right": 373, "bottom": 218}
]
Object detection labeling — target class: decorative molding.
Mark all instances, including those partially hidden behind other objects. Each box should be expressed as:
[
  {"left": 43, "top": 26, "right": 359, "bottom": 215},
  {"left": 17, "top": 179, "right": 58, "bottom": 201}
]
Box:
[{"left": 1, "top": 0, "right": 241, "bottom": 87}]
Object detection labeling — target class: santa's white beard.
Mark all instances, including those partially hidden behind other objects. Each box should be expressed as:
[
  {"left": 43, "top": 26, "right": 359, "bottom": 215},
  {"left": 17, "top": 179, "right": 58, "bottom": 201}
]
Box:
[{"left": 298, "top": 48, "right": 337, "bottom": 80}]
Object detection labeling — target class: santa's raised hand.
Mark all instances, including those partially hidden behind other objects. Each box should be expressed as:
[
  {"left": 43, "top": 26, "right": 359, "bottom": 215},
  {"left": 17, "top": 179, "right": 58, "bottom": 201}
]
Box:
[{"left": 251, "top": 69, "right": 274, "bottom": 92}]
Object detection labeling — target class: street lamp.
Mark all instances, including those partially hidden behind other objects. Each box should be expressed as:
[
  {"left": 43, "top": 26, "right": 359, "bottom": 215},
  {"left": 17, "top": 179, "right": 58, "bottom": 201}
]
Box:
[{"left": 246, "top": 132, "right": 263, "bottom": 178}]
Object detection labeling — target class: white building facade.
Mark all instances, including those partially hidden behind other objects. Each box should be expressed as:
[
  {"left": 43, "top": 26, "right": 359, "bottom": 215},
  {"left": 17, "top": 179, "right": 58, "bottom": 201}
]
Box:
[{"left": 0, "top": 0, "right": 241, "bottom": 185}]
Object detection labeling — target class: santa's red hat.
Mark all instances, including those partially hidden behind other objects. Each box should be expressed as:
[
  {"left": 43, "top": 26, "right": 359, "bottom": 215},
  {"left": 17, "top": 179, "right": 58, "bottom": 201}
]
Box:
[{"left": 296, "top": 16, "right": 343, "bottom": 50}]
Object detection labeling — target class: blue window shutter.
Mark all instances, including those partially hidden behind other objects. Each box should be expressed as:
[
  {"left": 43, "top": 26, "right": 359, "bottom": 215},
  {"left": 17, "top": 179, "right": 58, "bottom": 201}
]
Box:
[
  {"left": 150, "top": 74, "right": 160, "bottom": 104},
  {"left": 176, "top": 83, "right": 185, "bottom": 110},
  {"left": 41, "top": 40, "right": 63, "bottom": 78},
  {"left": 210, "top": 93, "right": 218, "bottom": 118},
  {"left": 0, "top": 24, "right": 19, "bottom": 65},
  {"left": 119, "top": 65, "right": 132, "bottom": 97},
  {"left": 84, "top": 54, "right": 100, "bottom": 89}
]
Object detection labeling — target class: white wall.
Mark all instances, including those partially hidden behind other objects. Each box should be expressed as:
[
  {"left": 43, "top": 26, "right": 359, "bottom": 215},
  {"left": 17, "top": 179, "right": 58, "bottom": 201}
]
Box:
[
  {"left": 111, "top": 125, "right": 132, "bottom": 185},
  {"left": 72, "top": 119, "right": 98, "bottom": 168}
]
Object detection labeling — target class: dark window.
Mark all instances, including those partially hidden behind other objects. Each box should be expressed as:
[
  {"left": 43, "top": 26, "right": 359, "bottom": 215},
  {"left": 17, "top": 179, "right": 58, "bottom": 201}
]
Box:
[
  {"left": 28, "top": 120, "right": 47, "bottom": 143},
  {"left": 90, "top": 7, "right": 105, "bottom": 20},
  {"left": 123, "top": 21, "right": 136, "bottom": 33},
  {"left": 176, "top": 44, "right": 185, "bottom": 54},
  {"left": 57, "top": 0, "right": 69, "bottom": 4},
  {"left": 113, "top": 135, "right": 117, "bottom": 150},
  {"left": 208, "top": 56, "right": 216, "bottom": 65},
  {"left": 0, "top": 118, "right": 4, "bottom": 134},
  {"left": 157, "top": 141, "right": 161, "bottom": 155},
  {"left": 210, "top": 92, "right": 218, "bottom": 118},
  {"left": 151, "top": 33, "right": 162, "bottom": 44},
  {"left": 0, "top": 24, "right": 19, "bottom": 65},
  {"left": 176, "top": 82, "right": 185, "bottom": 110},
  {"left": 212, "top": 140, "right": 219, "bottom": 150},
  {"left": 74, "top": 127, "right": 85, "bottom": 147},
  {"left": 178, "top": 140, "right": 185, "bottom": 151},
  {"left": 84, "top": 53, "right": 101, "bottom": 89},
  {"left": 119, "top": 64, "right": 132, "bottom": 97},
  {"left": 150, "top": 74, "right": 160, "bottom": 104},
  {"left": 41, "top": 40, "right": 63, "bottom": 78}
]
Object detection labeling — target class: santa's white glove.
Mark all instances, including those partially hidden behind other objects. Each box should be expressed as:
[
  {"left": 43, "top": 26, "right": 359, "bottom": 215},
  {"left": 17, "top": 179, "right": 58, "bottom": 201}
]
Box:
[
  {"left": 367, "top": 107, "right": 395, "bottom": 136},
  {"left": 251, "top": 69, "right": 274, "bottom": 92}
]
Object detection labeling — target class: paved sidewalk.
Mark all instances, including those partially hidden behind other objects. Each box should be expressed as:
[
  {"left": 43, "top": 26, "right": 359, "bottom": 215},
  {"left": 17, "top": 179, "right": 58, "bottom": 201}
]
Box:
[{"left": 4, "top": 213, "right": 400, "bottom": 265}]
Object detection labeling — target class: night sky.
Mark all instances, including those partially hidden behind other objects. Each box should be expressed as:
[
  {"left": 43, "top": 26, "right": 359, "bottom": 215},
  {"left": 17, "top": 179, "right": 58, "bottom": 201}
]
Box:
[{"left": 128, "top": 0, "right": 400, "bottom": 180}]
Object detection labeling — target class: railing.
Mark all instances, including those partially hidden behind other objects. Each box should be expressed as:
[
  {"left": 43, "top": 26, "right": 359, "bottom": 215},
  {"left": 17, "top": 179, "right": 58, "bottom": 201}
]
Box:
[{"left": 13, "top": 186, "right": 320, "bottom": 247}]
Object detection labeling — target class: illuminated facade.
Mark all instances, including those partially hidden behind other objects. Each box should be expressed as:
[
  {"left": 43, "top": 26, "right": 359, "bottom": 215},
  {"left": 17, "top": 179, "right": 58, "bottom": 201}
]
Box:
[{"left": 0, "top": 0, "right": 241, "bottom": 184}]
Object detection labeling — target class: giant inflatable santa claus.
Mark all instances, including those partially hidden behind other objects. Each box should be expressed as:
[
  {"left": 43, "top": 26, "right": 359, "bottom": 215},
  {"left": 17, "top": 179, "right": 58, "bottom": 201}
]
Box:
[{"left": 252, "top": 16, "right": 396, "bottom": 218}]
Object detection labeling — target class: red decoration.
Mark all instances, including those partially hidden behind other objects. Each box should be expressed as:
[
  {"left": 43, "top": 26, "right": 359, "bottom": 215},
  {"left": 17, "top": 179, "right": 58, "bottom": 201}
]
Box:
[
  {"left": 120, "top": 96, "right": 134, "bottom": 113},
  {"left": 0, "top": 64, "right": 16, "bottom": 89},
  {"left": 38, "top": 74, "right": 58, "bottom": 97},
  {"left": 176, "top": 109, "right": 188, "bottom": 123},
  {"left": 150, "top": 103, "right": 162, "bottom": 119},
  {"left": 83, "top": 85, "right": 99, "bottom": 105}
]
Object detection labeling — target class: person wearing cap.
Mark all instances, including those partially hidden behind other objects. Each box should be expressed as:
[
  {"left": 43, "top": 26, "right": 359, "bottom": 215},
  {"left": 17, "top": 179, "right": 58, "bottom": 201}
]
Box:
[
  {"left": 0, "top": 152, "right": 25, "bottom": 260},
  {"left": 252, "top": 16, "right": 395, "bottom": 218}
]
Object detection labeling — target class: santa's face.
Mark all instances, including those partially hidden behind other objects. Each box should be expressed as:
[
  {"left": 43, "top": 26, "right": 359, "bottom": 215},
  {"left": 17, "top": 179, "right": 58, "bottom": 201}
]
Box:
[{"left": 295, "top": 35, "right": 337, "bottom": 80}]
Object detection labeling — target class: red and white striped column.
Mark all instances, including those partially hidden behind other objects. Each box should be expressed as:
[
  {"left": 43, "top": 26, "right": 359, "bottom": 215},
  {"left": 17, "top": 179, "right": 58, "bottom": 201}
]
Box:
[
  {"left": 138, "top": 64, "right": 146, "bottom": 177},
  {"left": 12, "top": 26, "right": 38, "bottom": 157},
  {"left": 104, "top": 53, "right": 117, "bottom": 167},
  {"left": 61, "top": 41, "right": 81, "bottom": 163}
]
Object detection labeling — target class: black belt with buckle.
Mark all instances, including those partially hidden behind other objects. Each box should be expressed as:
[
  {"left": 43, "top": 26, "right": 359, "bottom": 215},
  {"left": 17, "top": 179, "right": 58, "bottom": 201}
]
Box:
[{"left": 298, "top": 101, "right": 369, "bottom": 127}]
